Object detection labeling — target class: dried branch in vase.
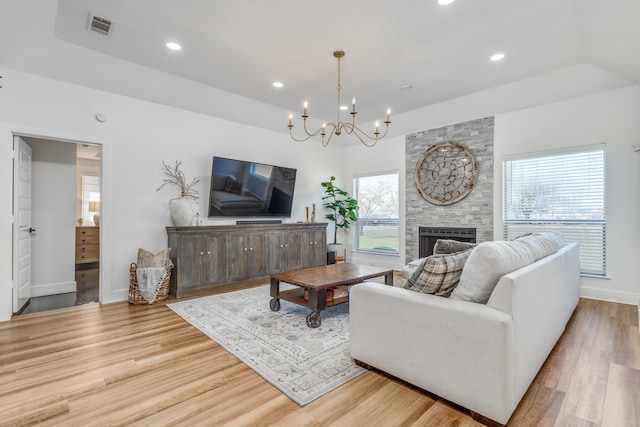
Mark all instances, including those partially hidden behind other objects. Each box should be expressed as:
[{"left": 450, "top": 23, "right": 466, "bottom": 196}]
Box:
[{"left": 157, "top": 160, "right": 200, "bottom": 199}]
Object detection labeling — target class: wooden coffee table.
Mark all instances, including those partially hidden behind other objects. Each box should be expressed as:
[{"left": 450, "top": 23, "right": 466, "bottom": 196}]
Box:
[{"left": 269, "top": 263, "right": 393, "bottom": 328}]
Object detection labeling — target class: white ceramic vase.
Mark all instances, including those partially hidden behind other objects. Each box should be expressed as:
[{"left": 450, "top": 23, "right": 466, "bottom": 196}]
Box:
[{"left": 169, "top": 197, "right": 194, "bottom": 226}]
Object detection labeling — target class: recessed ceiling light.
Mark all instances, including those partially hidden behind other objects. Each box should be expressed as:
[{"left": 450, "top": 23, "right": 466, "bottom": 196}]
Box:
[
  {"left": 490, "top": 52, "right": 505, "bottom": 62},
  {"left": 399, "top": 83, "right": 413, "bottom": 91},
  {"left": 339, "top": 105, "right": 349, "bottom": 111},
  {"left": 272, "top": 81, "right": 284, "bottom": 88},
  {"left": 166, "top": 42, "right": 182, "bottom": 51},
  {"left": 438, "top": 0, "right": 455, "bottom": 5}
]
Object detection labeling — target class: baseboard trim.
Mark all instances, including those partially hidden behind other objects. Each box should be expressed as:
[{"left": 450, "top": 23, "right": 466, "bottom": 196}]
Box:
[
  {"left": 580, "top": 286, "right": 640, "bottom": 306},
  {"left": 31, "top": 281, "right": 77, "bottom": 297}
]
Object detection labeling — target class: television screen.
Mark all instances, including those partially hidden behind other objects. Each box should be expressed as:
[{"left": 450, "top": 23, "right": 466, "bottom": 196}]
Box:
[{"left": 208, "top": 156, "right": 297, "bottom": 218}]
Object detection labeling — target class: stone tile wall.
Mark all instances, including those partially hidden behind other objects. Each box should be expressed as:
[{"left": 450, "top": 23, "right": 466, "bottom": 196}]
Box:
[{"left": 405, "top": 117, "right": 494, "bottom": 261}]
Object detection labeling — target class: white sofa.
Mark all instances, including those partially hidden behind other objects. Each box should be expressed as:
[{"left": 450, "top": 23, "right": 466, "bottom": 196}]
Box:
[{"left": 349, "top": 241, "right": 580, "bottom": 425}]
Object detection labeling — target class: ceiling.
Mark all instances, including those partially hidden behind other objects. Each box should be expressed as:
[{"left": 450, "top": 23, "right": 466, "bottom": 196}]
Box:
[{"left": 1, "top": 0, "right": 639, "bottom": 141}]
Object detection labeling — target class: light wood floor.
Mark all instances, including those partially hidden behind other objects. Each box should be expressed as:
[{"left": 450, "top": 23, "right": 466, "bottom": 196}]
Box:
[{"left": 1, "top": 285, "right": 638, "bottom": 427}]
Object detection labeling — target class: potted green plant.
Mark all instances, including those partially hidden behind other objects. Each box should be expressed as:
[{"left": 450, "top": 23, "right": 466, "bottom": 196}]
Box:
[
  {"left": 321, "top": 176, "right": 358, "bottom": 254},
  {"left": 157, "top": 160, "right": 200, "bottom": 226}
]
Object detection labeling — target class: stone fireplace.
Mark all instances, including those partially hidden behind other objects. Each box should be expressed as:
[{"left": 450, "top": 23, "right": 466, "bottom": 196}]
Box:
[
  {"left": 405, "top": 117, "right": 494, "bottom": 261},
  {"left": 419, "top": 226, "right": 477, "bottom": 258}
]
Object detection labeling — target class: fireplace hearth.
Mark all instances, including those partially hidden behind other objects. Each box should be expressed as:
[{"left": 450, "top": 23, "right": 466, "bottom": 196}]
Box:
[{"left": 419, "top": 226, "right": 477, "bottom": 258}]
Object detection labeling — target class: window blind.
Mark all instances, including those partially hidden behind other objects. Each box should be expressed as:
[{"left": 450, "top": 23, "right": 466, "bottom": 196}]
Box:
[
  {"left": 503, "top": 145, "right": 606, "bottom": 276},
  {"left": 353, "top": 171, "right": 399, "bottom": 255}
]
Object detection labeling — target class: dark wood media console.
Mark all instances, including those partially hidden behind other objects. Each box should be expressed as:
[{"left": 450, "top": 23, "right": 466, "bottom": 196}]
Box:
[{"left": 166, "top": 223, "right": 327, "bottom": 298}]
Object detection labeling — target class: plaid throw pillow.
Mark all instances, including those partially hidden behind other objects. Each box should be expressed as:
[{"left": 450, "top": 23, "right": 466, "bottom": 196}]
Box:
[
  {"left": 403, "top": 248, "right": 474, "bottom": 297},
  {"left": 224, "top": 176, "right": 242, "bottom": 194},
  {"left": 433, "top": 239, "right": 476, "bottom": 255}
]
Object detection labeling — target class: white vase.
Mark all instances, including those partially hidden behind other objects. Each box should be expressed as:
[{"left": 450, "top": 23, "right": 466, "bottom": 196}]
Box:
[{"left": 170, "top": 197, "right": 194, "bottom": 226}]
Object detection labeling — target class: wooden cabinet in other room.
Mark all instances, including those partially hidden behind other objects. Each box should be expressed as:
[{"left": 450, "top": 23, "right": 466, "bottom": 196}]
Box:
[{"left": 75, "top": 226, "right": 99, "bottom": 264}]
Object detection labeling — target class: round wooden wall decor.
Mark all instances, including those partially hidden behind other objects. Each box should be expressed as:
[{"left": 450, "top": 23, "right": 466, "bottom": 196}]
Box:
[{"left": 414, "top": 141, "right": 478, "bottom": 205}]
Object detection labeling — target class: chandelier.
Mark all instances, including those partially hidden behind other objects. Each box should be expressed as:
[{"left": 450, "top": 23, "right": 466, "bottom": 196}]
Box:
[{"left": 288, "top": 50, "right": 391, "bottom": 147}]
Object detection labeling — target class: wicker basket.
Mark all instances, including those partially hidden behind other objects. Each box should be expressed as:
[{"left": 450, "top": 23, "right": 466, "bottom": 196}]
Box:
[{"left": 128, "top": 263, "right": 172, "bottom": 305}]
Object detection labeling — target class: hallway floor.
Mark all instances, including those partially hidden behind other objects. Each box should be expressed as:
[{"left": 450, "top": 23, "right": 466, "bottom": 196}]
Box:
[{"left": 20, "top": 263, "right": 99, "bottom": 315}]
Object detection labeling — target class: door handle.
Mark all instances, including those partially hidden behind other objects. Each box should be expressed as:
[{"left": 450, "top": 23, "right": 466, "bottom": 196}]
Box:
[{"left": 28, "top": 227, "right": 36, "bottom": 234}]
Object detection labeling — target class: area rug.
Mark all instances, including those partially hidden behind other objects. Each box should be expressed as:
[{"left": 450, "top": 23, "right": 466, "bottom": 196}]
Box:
[{"left": 167, "top": 285, "right": 366, "bottom": 405}]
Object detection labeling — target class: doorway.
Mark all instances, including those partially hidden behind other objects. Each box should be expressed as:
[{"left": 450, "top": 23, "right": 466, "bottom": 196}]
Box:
[{"left": 14, "top": 137, "right": 102, "bottom": 315}]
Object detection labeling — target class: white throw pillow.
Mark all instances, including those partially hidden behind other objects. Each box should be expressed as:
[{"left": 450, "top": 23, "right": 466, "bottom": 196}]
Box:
[{"left": 450, "top": 241, "right": 537, "bottom": 304}]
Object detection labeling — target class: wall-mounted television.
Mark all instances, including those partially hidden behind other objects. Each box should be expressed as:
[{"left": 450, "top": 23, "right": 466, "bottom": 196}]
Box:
[{"left": 208, "top": 156, "right": 297, "bottom": 218}]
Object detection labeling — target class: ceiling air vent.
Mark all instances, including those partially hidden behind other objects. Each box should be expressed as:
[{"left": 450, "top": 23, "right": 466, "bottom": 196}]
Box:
[{"left": 89, "top": 15, "right": 112, "bottom": 36}]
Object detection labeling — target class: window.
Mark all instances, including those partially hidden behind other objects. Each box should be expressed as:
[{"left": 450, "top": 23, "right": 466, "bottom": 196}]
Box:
[
  {"left": 81, "top": 175, "right": 100, "bottom": 225},
  {"left": 503, "top": 145, "right": 606, "bottom": 276},
  {"left": 354, "top": 171, "right": 399, "bottom": 255},
  {"left": 250, "top": 163, "right": 273, "bottom": 179}
]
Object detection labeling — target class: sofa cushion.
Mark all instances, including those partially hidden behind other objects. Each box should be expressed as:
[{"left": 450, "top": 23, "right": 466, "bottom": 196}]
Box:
[
  {"left": 433, "top": 239, "right": 477, "bottom": 255},
  {"left": 137, "top": 248, "right": 170, "bottom": 268},
  {"left": 403, "top": 248, "right": 474, "bottom": 297}
]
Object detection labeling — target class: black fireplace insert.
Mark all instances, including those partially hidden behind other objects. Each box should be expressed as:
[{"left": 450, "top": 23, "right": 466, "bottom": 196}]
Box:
[{"left": 419, "top": 227, "right": 477, "bottom": 258}]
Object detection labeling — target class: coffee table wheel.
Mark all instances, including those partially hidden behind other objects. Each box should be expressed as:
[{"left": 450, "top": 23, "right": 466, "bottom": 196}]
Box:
[
  {"left": 306, "top": 310, "right": 321, "bottom": 328},
  {"left": 269, "top": 297, "right": 281, "bottom": 312}
]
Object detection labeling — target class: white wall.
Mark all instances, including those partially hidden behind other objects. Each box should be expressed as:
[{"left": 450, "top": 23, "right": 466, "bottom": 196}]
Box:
[
  {"left": 0, "top": 67, "right": 342, "bottom": 321},
  {"left": 494, "top": 86, "right": 640, "bottom": 305},
  {"left": 28, "top": 138, "right": 77, "bottom": 296}
]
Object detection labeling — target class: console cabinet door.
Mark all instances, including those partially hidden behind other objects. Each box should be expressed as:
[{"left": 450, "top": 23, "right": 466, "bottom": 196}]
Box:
[
  {"left": 310, "top": 229, "right": 326, "bottom": 266},
  {"left": 299, "top": 230, "right": 324, "bottom": 269},
  {"left": 249, "top": 232, "right": 267, "bottom": 277},
  {"left": 205, "top": 233, "right": 226, "bottom": 286},
  {"left": 227, "top": 231, "right": 250, "bottom": 282},
  {"left": 266, "top": 230, "right": 299, "bottom": 274},
  {"left": 227, "top": 231, "right": 267, "bottom": 281},
  {"left": 266, "top": 231, "right": 284, "bottom": 274},
  {"left": 282, "top": 231, "right": 300, "bottom": 271},
  {"left": 176, "top": 234, "right": 205, "bottom": 291}
]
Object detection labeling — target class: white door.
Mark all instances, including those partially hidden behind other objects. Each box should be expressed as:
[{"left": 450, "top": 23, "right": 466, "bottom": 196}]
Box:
[{"left": 13, "top": 136, "right": 33, "bottom": 313}]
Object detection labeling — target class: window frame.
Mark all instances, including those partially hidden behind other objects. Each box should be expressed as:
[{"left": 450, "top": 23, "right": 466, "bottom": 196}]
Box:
[{"left": 353, "top": 170, "right": 400, "bottom": 256}]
